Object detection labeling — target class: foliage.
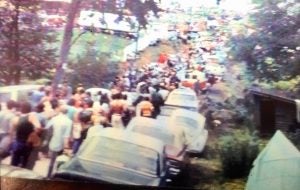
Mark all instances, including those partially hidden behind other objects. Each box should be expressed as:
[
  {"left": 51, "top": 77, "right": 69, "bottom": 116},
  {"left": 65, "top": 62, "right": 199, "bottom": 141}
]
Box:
[
  {"left": 272, "top": 76, "right": 300, "bottom": 93},
  {"left": 80, "top": 0, "right": 161, "bottom": 28},
  {"left": 219, "top": 129, "right": 260, "bottom": 179},
  {"left": 66, "top": 43, "right": 119, "bottom": 88},
  {"left": 0, "top": 0, "right": 57, "bottom": 85},
  {"left": 229, "top": 0, "right": 300, "bottom": 95},
  {"left": 124, "top": 0, "right": 160, "bottom": 28}
]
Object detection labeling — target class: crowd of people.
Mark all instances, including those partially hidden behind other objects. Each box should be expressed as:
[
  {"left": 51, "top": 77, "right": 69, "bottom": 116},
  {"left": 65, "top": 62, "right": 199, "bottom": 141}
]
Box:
[{"left": 0, "top": 13, "right": 229, "bottom": 178}]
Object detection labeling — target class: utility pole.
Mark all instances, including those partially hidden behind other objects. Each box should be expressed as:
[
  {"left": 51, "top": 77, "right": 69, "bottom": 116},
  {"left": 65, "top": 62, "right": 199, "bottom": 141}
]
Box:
[
  {"left": 52, "top": 0, "right": 82, "bottom": 96},
  {"left": 134, "top": 23, "right": 140, "bottom": 60},
  {"left": 134, "top": 0, "right": 146, "bottom": 60}
]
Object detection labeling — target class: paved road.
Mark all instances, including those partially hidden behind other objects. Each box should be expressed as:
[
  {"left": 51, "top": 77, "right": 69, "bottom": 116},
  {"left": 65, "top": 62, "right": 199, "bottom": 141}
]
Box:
[{"left": 2, "top": 155, "right": 50, "bottom": 177}]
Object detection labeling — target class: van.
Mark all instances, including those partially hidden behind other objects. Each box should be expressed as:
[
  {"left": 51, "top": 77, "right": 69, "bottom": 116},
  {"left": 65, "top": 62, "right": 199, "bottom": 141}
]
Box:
[{"left": 0, "top": 85, "right": 42, "bottom": 109}]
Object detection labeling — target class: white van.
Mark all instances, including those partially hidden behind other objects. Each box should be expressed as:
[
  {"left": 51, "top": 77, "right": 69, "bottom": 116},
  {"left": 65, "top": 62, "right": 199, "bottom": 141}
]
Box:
[{"left": 0, "top": 85, "right": 42, "bottom": 109}]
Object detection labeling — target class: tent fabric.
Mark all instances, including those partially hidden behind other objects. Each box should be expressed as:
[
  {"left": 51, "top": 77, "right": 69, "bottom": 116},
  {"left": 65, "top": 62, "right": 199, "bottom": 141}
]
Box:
[
  {"left": 253, "top": 130, "right": 300, "bottom": 164},
  {"left": 246, "top": 130, "right": 300, "bottom": 190},
  {"left": 295, "top": 99, "right": 300, "bottom": 123}
]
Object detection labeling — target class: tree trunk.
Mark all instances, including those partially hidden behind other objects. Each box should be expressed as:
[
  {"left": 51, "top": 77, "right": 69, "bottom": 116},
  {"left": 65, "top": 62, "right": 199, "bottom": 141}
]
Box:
[
  {"left": 52, "top": 0, "right": 82, "bottom": 95},
  {"left": 11, "top": 2, "right": 20, "bottom": 85}
]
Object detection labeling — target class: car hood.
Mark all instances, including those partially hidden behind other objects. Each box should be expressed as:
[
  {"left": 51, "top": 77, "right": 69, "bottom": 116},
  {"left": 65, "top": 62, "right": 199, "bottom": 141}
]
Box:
[{"left": 55, "top": 160, "right": 160, "bottom": 186}]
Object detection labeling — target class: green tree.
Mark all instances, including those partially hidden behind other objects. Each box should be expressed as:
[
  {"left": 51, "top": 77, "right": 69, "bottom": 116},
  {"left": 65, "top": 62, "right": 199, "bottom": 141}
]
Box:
[
  {"left": 51, "top": 0, "right": 160, "bottom": 93},
  {"left": 66, "top": 43, "right": 119, "bottom": 88},
  {"left": 230, "top": 0, "right": 300, "bottom": 95},
  {"left": 0, "top": 0, "right": 57, "bottom": 85},
  {"left": 124, "top": 0, "right": 160, "bottom": 28}
]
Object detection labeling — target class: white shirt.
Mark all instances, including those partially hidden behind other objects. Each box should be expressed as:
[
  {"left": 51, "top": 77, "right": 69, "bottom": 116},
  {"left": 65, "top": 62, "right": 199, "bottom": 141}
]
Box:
[
  {"left": 46, "top": 113, "right": 72, "bottom": 152},
  {"left": 100, "top": 103, "right": 110, "bottom": 114}
]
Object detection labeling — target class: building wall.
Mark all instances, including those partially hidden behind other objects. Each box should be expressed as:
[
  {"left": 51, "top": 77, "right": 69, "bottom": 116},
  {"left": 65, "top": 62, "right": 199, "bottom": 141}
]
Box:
[
  {"left": 253, "top": 94, "right": 297, "bottom": 135},
  {"left": 275, "top": 101, "right": 297, "bottom": 132}
]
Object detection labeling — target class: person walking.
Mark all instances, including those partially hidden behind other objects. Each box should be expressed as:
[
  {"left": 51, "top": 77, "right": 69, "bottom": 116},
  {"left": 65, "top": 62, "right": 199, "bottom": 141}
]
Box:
[
  {"left": 10, "top": 101, "right": 41, "bottom": 168},
  {"left": 0, "top": 100, "right": 17, "bottom": 159},
  {"left": 45, "top": 105, "right": 72, "bottom": 178},
  {"left": 194, "top": 79, "right": 201, "bottom": 96},
  {"left": 150, "top": 87, "right": 164, "bottom": 118},
  {"left": 137, "top": 97, "right": 154, "bottom": 118},
  {"left": 109, "top": 93, "right": 126, "bottom": 129}
]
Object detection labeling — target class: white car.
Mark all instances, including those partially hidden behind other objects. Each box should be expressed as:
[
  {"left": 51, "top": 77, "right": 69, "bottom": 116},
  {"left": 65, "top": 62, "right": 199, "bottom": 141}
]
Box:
[
  {"left": 126, "top": 117, "right": 187, "bottom": 151},
  {"left": 168, "top": 109, "right": 208, "bottom": 153},
  {"left": 164, "top": 87, "right": 199, "bottom": 112},
  {"left": 54, "top": 128, "right": 171, "bottom": 186},
  {"left": 126, "top": 117, "right": 189, "bottom": 176}
]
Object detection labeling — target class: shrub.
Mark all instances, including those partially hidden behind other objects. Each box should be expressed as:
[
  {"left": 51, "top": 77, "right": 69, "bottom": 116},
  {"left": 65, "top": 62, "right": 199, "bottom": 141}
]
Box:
[
  {"left": 66, "top": 47, "right": 120, "bottom": 88},
  {"left": 219, "top": 129, "right": 260, "bottom": 179}
]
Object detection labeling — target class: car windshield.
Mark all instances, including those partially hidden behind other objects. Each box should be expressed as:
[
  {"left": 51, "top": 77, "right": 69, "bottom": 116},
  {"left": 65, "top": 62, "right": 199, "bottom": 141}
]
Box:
[
  {"left": 174, "top": 116, "right": 198, "bottom": 130},
  {"left": 78, "top": 137, "right": 159, "bottom": 176},
  {"left": 160, "top": 107, "right": 175, "bottom": 116},
  {"left": 132, "top": 125, "right": 174, "bottom": 146}
]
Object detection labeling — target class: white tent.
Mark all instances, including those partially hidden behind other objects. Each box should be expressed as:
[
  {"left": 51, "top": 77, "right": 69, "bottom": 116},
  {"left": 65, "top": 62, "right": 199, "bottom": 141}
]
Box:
[{"left": 246, "top": 130, "right": 300, "bottom": 190}]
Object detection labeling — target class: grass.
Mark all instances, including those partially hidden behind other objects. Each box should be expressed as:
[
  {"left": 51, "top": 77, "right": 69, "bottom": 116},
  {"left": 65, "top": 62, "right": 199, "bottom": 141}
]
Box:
[{"left": 49, "top": 28, "right": 132, "bottom": 62}]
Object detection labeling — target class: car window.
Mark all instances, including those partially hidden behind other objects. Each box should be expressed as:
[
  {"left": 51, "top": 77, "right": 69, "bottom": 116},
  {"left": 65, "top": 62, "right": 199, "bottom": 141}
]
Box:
[
  {"left": 174, "top": 116, "right": 198, "bottom": 130},
  {"left": 78, "top": 137, "right": 160, "bottom": 176},
  {"left": 132, "top": 125, "right": 174, "bottom": 146}
]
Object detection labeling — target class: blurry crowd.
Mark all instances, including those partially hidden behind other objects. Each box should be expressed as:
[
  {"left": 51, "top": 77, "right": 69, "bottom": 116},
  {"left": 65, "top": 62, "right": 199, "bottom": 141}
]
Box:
[{"left": 0, "top": 12, "right": 229, "bottom": 178}]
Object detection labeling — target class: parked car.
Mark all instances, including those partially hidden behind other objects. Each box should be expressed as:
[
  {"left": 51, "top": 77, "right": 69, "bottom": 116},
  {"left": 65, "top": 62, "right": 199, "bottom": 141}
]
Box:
[
  {"left": 169, "top": 109, "right": 208, "bottom": 153},
  {"left": 0, "top": 85, "right": 42, "bottom": 110},
  {"left": 164, "top": 87, "right": 199, "bottom": 112},
  {"left": 0, "top": 164, "right": 43, "bottom": 179},
  {"left": 53, "top": 128, "right": 173, "bottom": 187},
  {"left": 181, "top": 70, "right": 208, "bottom": 92},
  {"left": 126, "top": 117, "right": 189, "bottom": 177},
  {"left": 157, "top": 105, "right": 177, "bottom": 118}
]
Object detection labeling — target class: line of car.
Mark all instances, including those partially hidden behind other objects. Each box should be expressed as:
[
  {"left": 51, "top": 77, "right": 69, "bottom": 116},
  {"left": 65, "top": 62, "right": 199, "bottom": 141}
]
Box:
[
  {"left": 0, "top": 84, "right": 208, "bottom": 187},
  {"left": 51, "top": 86, "right": 208, "bottom": 187}
]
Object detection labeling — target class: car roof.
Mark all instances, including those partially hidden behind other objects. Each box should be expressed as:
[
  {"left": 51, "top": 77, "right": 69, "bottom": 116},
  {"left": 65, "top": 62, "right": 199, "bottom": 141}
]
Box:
[
  {"left": 171, "top": 109, "right": 206, "bottom": 123},
  {"left": 128, "top": 117, "right": 159, "bottom": 128},
  {"left": 168, "top": 87, "right": 197, "bottom": 95},
  {"left": 89, "top": 128, "right": 165, "bottom": 153},
  {"left": 0, "top": 85, "right": 42, "bottom": 92},
  {"left": 165, "top": 88, "right": 198, "bottom": 108},
  {"left": 127, "top": 116, "right": 172, "bottom": 134}
]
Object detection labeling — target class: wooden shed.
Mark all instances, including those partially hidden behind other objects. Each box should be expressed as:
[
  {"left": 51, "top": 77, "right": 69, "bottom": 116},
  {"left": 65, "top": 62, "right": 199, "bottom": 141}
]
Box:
[{"left": 250, "top": 88, "right": 300, "bottom": 136}]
